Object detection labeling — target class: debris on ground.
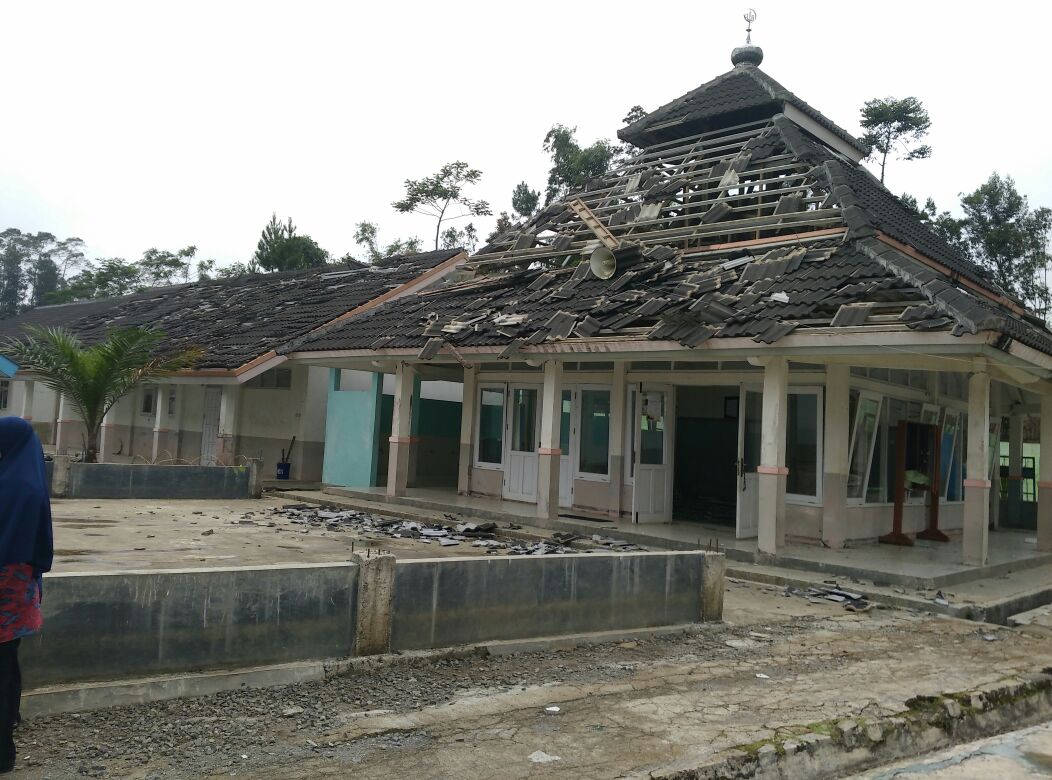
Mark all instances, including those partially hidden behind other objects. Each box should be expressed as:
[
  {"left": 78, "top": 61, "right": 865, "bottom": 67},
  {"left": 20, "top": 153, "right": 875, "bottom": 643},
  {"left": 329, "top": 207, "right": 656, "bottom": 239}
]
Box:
[
  {"left": 783, "top": 582, "right": 872, "bottom": 612},
  {"left": 257, "top": 504, "right": 646, "bottom": 556}
]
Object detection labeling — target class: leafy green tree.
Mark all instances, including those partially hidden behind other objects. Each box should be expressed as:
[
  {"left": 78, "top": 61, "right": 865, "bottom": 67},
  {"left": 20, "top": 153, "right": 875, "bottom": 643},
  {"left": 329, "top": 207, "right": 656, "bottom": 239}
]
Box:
[
  {"left": 622, "top": 105, "right": 647, "bottom": 125},
  {"left": 140, "top": 246, "right": 197, "bottom": 286},
  {"left": 859, "top": 96, "right": 933, "bottom": 184},
  {"left": 511, "top": 182, "right": 540, "bottom": 220},
  {"left": 542, "top": 125, "right": 620, "bottom": 204},
  {"left": 0, "top": 241, "right": 24, "bottom": 317},
  {"left": 0, "top": 229, "right": 87, "bottom": 312},
  {"left": 48, "top": 258, "right": 144, "bottom": 303},
  {"left": 959, "top": 173, "right": 1052, "bottom": 310},
  {"left": 900, "top": 194, "right": 967, "bottom": 254},
  {"left": 6, "top": 326, "right": 200, "bottom": 462},
  {"left": 353, "top": 222, "right": 423, "bottom": 264},
  {"left": 439, "top": 223, "right": 478, "bottom": 253},
  {"left": 252, "top": 213, "right": 329, "bottom": 272},
  {"left": 27, "top": 255, "right": 61, "bottom": 307},
  {"left": 392, "top": 161, "right": 492, "bottom": 250}
]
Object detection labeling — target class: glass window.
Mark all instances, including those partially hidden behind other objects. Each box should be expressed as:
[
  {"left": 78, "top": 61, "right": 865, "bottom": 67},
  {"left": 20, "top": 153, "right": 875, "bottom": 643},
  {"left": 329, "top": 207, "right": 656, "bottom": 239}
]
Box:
[
  {"left": 848, "top": 393, "right": 882, "bottom": 499},
  {"left": 141, "top": 388, "right": 156, "bottom": 415},
  {"left": 0, "top": 380, "right": 8, "bottom": 410},
  {"left": 625, "top": 389, "right": 637, "bottom": 481},
  {"left": 477, "top": 387, "right": 504, "bottom": 465},
  {"left": 786, "top": 392, "right": 819, "bottom": 498},
  {"left": 941, "top": 411, "right": 962, "bottom": 500},
  {"left": 579, "top": 389, "right": 611, "bottom": 475},
  {"left": 252, "top": 368, "right": 292, "bottom": 389},
  {"left": 639, "top": 391, "right": 665, "bottom": 466},
  {"left": 167, "top": 389, "right": 177, "bottom": 417},
  {"left": 510, "top": 388, "right": 537, "bottom": 453},
  {"left": 866, "top": 400, "right": 888, "bottom": 503},
  {"left": 559, "top": 390, "right": 572, "bottom": 454},
  {"left": 884, "top": 398, "right": 909, "bottom": 503}
]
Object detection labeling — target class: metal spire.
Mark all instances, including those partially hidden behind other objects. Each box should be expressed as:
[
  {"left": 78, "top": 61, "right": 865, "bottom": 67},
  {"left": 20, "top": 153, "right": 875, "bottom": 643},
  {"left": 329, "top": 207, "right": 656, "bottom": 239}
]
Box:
[{"left": 744, "top": 9, "right": 757, "bottom": 44}]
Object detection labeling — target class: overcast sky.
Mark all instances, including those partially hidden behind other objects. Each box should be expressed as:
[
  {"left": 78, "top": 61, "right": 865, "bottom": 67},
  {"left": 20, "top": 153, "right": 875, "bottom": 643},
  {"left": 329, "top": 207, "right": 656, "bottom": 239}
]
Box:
[{"left": 2, "top": 1, "right": 1050, "bottom": 269}]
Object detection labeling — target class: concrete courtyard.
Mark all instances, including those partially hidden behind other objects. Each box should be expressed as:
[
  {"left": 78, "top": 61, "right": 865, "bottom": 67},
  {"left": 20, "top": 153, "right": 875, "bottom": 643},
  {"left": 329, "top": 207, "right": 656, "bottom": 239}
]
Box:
[{"left": 48, "top": 496, "right": 509, "bottom": 572}]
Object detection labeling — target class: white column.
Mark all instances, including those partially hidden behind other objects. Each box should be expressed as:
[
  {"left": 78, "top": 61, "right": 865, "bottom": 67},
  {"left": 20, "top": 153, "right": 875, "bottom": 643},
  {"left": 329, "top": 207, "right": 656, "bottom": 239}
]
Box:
[
  {"left": 822, "top": 365, "right": 850, "bottom": 548},
  {"left": 19, "top": 380, "right": 35, "bottom": 421},
  {"left": 758, "top": 357, "right": 788, "bottom": 555},
  {"left": 387, "top": 362, "right": 415, "bottom": 498},
  {"left": 54, "top": 395, "right": 68, "bottom": 452},
  {"left": 963, "top": 372, "right": 991, "bottom": 566},
  {"left": 217, "top": 384, "right": 241, "bottom": 465},
  {"left": 1038, "top": 394, "right": 1052, "bottom": 552},
  {"left": 152, "top": 383, "right": 172, "bottom": 462},
  {"left": 458, "top": 367, "right": 477, "bottom": 494},
  {"left": 536, "top": 361, "right": 563, "bottom": 521},
  {"left": 609, "top": 361, "right": 627, "bottom": 517}
]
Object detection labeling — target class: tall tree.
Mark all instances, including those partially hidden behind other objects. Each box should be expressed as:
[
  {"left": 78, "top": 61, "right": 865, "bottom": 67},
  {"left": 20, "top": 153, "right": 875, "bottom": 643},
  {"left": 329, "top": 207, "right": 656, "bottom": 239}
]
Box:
[
  {"left": 511, "top": 182, "right": 540, "bottom": 220},
  {"left": 542, "top": 125, "right": 620, "bottom": 204},
  {"left": 252, "top": 214, "right": 329, "bottom": 272},
  {"left": 139, "top": 246, "right": 197, "bottom": 286},
  {"left": 353, "top": 222, "right": 423, "bottom": 264},
  {"left": 439, "top": 223, "right": 478, "bottom": 253},
  {"left": 0, "top": 241, "right": 24, "bottom": 318},
  {"left": 959, "top": 173, "right": 1052, "bottom": 310},
  {"left": 859, "top": 96, "right": 933, "bottom": 184},
  {"left": 392, "top": 161, "right": 492, "bottom": 250},
  {"left": 6, "top": 326, "right": 199, "bottom": 463},
  {"left": 899, "top": 194, "right": 967, "bottom": 254}
]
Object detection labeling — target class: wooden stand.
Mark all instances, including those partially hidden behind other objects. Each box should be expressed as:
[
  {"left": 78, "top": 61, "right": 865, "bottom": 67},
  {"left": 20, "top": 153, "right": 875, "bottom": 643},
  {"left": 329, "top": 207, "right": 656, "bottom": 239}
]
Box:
[
  {"left": 880, "top": 420, "right": 913, "bottom": 546},
  {"left": 917, "top": 423, "right": 949, "bottom": 542},
  {"left": 881, "top": 421, "right": 949, "bottom": 546}
]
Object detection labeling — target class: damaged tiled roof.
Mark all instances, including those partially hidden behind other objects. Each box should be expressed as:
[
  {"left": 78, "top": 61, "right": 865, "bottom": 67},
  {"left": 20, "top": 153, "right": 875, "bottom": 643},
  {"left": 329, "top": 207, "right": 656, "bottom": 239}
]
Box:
[
  {"left": 290, "top": 109, "right": 1052, "bottom": 361},
  {"left": 0, "top": 249, "right": 462, "bottom": 369},
  {"left": 618, "top": 61, "right": 866, "bottom": 154}
]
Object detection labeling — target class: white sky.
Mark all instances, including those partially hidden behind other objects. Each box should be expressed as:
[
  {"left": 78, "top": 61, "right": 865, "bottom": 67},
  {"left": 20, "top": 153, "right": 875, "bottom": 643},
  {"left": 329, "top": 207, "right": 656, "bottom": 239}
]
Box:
[{"left": 2, "top": 1, "right": 1050, "bottom": 268}]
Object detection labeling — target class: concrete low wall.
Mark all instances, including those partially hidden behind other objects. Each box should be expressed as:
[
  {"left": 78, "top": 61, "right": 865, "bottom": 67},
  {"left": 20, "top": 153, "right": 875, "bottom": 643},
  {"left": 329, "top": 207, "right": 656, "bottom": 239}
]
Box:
[
  {"left": 56, "top": 460, "right": 262, "bottom": 499},
  {"left": 22, "top": 550, "right": 725, "bottom": 691},
  {"left": 391, "top": 552, "right": 723, "bottom": 651},
  {"left": 23, "top": 563, "right": 359, "bottom": 688}
]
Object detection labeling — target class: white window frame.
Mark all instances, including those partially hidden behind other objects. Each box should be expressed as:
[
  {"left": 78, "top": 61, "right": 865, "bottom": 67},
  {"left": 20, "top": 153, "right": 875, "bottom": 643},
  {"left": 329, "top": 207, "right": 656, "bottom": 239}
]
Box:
[
  {"left": 847, "top": 390, "right": 883, "bottom": 506},
  {"left": 574, "top": 384, "right": 612, "bottom": 482},
  {"left": 474, "top": 383, "right": 507, "bottom": 470},
  {"left": 624, "top": 387, "right": 637, "bottom": 485},
  {"left": 940, "top": 409, "right": 962, "bottom": 502},
  {"left": 785, "top": 386, "right": 824, "bottom": 505}
]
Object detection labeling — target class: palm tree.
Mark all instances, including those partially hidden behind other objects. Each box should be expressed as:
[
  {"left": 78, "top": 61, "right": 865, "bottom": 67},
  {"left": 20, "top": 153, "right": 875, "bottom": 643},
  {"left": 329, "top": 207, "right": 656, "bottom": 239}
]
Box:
[{"left": 6, "top": 326, "right": 200, "bottom": 463}]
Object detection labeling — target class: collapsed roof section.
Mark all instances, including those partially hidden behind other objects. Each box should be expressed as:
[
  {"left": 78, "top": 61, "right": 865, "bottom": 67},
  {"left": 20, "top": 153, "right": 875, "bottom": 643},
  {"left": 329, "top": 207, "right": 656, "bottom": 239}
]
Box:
[
  {"left": 0, "top": 249, "right": 465, "bottom": 371},
  {"left": 290, "top": 109, "right": 1052, "bottom": 363}
]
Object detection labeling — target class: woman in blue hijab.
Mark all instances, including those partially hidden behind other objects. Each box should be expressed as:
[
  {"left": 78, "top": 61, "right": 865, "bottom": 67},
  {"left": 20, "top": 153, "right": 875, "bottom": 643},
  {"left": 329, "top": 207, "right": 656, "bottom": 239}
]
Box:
[{"left": 0, "top": 417, "right": 53, "bottom": 773}]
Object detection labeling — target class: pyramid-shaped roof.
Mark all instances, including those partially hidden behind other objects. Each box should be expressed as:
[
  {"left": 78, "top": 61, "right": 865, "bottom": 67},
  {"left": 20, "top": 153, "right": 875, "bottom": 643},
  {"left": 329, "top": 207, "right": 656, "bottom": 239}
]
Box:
[
  {"left": 618, "top": 56, "right": 867, "bottom": 156},
  {"left": 289, "top": 55, "right": 1052, "bottom": 365}
]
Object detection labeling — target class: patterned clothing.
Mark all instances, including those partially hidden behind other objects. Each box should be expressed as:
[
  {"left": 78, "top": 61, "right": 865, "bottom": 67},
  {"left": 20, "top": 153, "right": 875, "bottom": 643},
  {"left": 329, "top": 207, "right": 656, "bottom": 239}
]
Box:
[{"left": 0, "top": 565, "right": 41, "bottom": 644}]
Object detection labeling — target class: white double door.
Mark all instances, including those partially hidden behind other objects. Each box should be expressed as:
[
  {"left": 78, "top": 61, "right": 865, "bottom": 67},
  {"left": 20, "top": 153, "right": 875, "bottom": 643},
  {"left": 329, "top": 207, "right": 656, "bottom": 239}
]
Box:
[{"left": 626, "top": 382, "right": 762, "bottom": 535}]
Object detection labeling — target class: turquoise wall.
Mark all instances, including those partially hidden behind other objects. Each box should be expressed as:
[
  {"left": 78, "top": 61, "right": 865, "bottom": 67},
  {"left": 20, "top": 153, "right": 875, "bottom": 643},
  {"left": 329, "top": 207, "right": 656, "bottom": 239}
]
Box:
[{"left": 322, "top": 370, "right": 383, "bottom": 487}]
